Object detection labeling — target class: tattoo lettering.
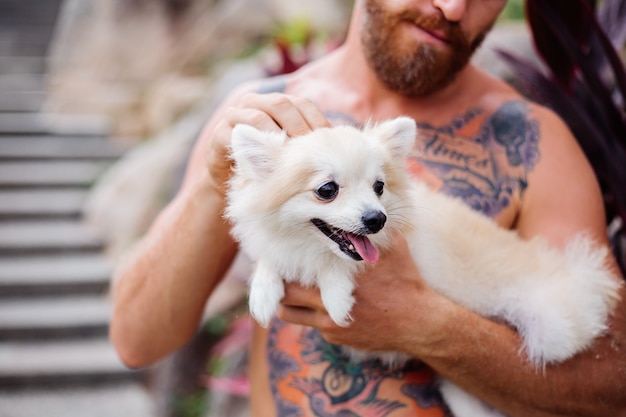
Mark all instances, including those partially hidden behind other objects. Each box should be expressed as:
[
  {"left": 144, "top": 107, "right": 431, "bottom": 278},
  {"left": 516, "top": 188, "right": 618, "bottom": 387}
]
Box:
[
  {"left": 254, "top": 84, "right": 540, "bottom": 216},
  {"left": 413, "top": 101, "right": 540, "bottom": 216}
]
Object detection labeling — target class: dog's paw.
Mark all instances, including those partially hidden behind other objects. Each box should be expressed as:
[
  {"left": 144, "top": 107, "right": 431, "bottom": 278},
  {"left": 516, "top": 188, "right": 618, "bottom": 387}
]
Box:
[
  {"left": 324, "top": 293, "right": 355, "bottom": 327},
  {"left": 249, "top": 279, "right": 284, "bottom": 328},
  {"left": 318, "top": 275, "right": 356, "bottom": 327}
]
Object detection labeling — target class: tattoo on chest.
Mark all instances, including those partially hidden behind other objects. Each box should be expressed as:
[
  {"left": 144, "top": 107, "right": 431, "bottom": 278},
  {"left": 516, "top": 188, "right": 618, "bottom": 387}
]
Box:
[
  {"left": 268, "top": 320, "right": 448, "bottom": 416},
  {"left": 256, "top": 83, "right": 540, "bottom": 217},
  {"left": 413, "top": 101, "right": 540, "bottom": 216},
  {"left": 326, "top": 101, "right": 540, "bottom": 217}
]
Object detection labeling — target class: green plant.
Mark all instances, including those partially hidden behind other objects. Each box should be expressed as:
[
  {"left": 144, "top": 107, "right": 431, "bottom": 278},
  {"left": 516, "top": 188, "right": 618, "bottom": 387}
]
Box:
[
  {"left": 171, "top": 392, "right": 208, "bottom": 417},
  {"left": 499, "top": 0, "right": 526, "bottom": 21}
]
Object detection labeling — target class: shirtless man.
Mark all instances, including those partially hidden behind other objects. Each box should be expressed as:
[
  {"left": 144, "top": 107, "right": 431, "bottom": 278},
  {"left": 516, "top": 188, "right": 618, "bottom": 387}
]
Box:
[{"left": 110, "top": 0, "right": 626, "bottom": 416}]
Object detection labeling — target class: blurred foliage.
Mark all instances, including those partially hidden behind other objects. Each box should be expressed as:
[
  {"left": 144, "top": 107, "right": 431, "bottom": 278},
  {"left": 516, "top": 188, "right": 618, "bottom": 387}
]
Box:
[
  {"left": 234, "top": 16, "right": 334, "bottom": 75},
  {"left": 499, "top": 0, "right": 526, "bottom": 21},
  {"left": 171, "top": 392, "right": 208, "bottom": 417},
  {"left": 272, "top": 17, "right": 314, "bottom": 46}
]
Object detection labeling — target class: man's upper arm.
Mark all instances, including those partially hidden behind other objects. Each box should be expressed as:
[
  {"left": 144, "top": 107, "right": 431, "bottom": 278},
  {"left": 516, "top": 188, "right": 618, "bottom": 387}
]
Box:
[
  {"left": 513, "top": 105, "right": 626, "bottom": 415},
  {"left": 516, "top": 106, "right": 610, "bottom": 251}
]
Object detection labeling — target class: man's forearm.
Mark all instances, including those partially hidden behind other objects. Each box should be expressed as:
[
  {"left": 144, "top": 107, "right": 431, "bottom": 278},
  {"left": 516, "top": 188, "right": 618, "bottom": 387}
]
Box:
[
  {"left": 413, "top": 289, "right": 626, "bottom": 417},
  {"left": 110, "top": 174, "right": 238, "bottom": 367}
]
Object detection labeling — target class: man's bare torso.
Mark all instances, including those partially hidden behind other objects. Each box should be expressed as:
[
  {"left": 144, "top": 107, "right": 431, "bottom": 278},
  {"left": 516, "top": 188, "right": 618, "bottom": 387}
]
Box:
[{"left": 247, "top": 58, "right": 538, "bottom": 416}]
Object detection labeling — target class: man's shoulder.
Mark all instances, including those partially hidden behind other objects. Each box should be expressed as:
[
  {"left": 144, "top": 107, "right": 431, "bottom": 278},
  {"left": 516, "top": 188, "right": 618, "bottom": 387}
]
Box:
[
  {"left": 471, "top": 67, "right": 566, "bottom": 129},
  {"left": 479, "top": 85, "right": 578, "bottom": 156},
  {"left": 225, "top": 75, "right": 292, "bottom": 98}
]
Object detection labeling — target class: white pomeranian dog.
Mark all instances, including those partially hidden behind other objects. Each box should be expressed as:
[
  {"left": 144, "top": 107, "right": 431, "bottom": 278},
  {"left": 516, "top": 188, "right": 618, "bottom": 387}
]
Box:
[{"left": 225, "top": 117, "right": 621, "bottom": 417}]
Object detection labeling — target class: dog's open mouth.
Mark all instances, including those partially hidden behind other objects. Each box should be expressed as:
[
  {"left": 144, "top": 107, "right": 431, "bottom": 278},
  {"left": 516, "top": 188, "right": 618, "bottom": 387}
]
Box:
[{"left": 311, "top": 219, "right": 379, "bottom": 264}]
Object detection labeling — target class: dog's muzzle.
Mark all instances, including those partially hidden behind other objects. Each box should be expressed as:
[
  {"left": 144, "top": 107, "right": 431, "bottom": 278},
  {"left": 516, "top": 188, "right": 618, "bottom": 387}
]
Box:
[{"left": 311, "top": 215, "right": 382, "bottom": 264}]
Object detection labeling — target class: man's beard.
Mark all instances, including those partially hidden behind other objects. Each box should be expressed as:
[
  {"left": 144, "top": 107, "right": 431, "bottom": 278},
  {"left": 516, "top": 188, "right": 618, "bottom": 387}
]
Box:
[{"left": 361, "top": 0, "right": 490, "bottom": 97}]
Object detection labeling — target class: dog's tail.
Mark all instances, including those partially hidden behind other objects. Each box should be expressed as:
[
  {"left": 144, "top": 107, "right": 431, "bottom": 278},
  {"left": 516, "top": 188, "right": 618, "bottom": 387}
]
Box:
[{"left": 517, "top": 234, "right": 622, "bottom": 366}]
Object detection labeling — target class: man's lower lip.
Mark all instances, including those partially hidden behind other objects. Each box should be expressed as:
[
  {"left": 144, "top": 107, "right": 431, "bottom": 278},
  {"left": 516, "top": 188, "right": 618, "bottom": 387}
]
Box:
[{"left": 407, "top": 23, "right": 450, "bottom": 45}]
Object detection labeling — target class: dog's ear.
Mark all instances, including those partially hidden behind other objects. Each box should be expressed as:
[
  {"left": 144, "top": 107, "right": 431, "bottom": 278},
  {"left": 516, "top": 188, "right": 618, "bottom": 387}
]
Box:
[
  {"left": 230, "top": 124, "right": 286, "bottom": 178},
  {"left": 369, "top": 117, "right": 417, "bottom": 159}
]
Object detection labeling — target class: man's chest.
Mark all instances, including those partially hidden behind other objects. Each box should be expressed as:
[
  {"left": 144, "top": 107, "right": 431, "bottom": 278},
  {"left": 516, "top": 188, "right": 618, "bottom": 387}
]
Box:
[
  {"left": 408, "top": 126, "right": 525, "bottom": 229},
  {"left": 266, "top": 319, "right": 449, "bottom": 417},
  {"left": 323, "top": 101, "right": 541, "bottom": 229}
]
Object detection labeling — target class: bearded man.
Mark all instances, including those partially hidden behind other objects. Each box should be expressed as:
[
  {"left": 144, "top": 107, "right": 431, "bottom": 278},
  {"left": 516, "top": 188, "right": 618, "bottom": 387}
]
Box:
[{"left": 110, "top": 1, "right": 626, "bottom": 416}]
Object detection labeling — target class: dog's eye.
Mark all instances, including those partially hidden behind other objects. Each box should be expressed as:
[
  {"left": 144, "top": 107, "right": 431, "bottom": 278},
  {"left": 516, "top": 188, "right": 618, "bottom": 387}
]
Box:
[
  {"left": 315, "top": 181, "right": 339, "bottom": 200},
  {"left": 373, "top": 180, "right": 384, "bottom": 196}
]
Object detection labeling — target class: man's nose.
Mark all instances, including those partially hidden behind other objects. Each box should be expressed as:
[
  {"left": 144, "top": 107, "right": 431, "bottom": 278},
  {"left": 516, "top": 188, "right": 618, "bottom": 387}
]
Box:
[{"left": 432, "top": 0, "right": 467, "bottom": 22}]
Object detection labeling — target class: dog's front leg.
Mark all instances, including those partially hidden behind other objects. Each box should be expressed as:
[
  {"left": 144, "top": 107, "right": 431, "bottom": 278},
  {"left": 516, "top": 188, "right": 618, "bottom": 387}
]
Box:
[
  {"left": 440, "top": 379, "right": 507, "bottom": 417},
  {"left": 248, "top": 259, "right": 284, "bottom": 327},
  {"left": 318, "top": 271, "right": 355, "bottom": 327}
]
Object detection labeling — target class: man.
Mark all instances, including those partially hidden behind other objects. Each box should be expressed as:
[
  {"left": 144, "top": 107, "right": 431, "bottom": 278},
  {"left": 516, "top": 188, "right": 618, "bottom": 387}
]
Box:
[{"left": 110, "top": 0, "right": 626, "bottom": 416}]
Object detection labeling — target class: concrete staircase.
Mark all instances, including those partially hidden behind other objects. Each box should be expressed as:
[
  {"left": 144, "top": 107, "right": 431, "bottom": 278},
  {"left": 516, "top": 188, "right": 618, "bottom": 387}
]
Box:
[{"left": 0, "top": 1, "right": 157, "bottom": 415}]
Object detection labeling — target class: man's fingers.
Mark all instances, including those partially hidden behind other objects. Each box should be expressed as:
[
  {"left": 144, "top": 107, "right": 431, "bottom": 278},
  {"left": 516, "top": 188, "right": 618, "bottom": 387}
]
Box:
[
  {"left": 239, "top": 93, "right": 330, "bottom": 137},
  {"left": 276, "top": 305, "right": 317, "bottom": 327},
  {"left": 223, "top": 107, "right": 281, "bottom": 134},
  {"left": 277, "top": 283, "right": 335, "bottom": 328},
  {"left": 281, "top": 283, "right": 324, "bottom": 309},
  {"left": 288, "top": 95, "right": 332, "bottom": 131}
]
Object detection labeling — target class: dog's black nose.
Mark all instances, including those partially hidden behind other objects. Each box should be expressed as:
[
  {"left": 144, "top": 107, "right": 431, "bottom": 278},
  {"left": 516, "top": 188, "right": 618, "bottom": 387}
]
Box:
[{"left": 362, "top": 210, "right": 387, "bottom": 234}]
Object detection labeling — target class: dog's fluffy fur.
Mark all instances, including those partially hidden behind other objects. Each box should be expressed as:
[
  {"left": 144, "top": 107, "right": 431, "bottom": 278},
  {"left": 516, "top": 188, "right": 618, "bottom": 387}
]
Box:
[{"left": 225, "top": 117, "right": 622, "bottom": 417}]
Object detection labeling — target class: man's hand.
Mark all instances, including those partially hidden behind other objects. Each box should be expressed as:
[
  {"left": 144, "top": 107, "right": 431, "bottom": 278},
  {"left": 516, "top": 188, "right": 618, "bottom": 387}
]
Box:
[
  {"left": 277, "top": 232, "right": 451, "bottom": 356},
  {"left": 204, "top": 92, "right": 331, "bottom": 195}
]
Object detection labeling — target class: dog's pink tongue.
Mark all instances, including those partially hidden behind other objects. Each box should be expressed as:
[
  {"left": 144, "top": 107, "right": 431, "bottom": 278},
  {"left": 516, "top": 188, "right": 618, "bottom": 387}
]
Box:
[{"left": 347, "top": 233, "right": 379, "bottom": 264}]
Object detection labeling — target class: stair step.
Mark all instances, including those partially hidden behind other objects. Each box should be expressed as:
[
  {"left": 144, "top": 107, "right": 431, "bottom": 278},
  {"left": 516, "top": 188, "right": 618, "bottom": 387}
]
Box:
[
  {"left": 0, "top": 338, "right": 142, "bottom": 388},
  {"left": 0, "top": 91, "right": 44, "bottom": 112},
  {"left": 0, "top": 220, "right": 104, "bottom": 255},
  {"left": 0, "top": 254, "right": 112, "bottom": 296},
  {"left": 0, "top": 296, "right": 111, "bottom": 340},
  {"left": 0, "top": 39, "right": 50, "bottom": 57},
  {"left": 0, "top": 189, "right": 87, "bottom": 219},
  {"left": 0, "top": 1, "right": 62, "bottom": 26},
  {"left": 0, "top": 113, "right": 111, "bottom": 136},
  {"left": 0, "top": 136, "right": 125, "bottom": 160},
  {"left": 0, "top": 161, "right": 109, "bottom": 188},
  {"left": 0, "top": 56, "right": 47, "bottom": 74},
  {"left": 0, "top": 35, "right": 55, "bottom": 57},
  {"left": 0, "top": 26, "right": 56, "bottom": 41},
  {"left": 0, "top": 74, "right": 46, "bottom": 91},
  {"left": 0, "top": 383, "right": 157, "bottom": 417}
]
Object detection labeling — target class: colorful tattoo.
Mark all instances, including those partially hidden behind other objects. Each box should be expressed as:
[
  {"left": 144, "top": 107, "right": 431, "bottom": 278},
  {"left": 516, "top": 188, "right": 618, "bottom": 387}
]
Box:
[
  {"left": 412, "top": 101, "right": 540, "bottom": 216},
  {"left": 269, "top": 319, "right": 448, "bottom": 417}
]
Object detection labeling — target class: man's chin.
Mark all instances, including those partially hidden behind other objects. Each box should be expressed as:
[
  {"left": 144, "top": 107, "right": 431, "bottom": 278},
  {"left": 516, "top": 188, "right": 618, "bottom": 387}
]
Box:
[{"left": 378, "top": 68, "right": 459, "bottom": 98}]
